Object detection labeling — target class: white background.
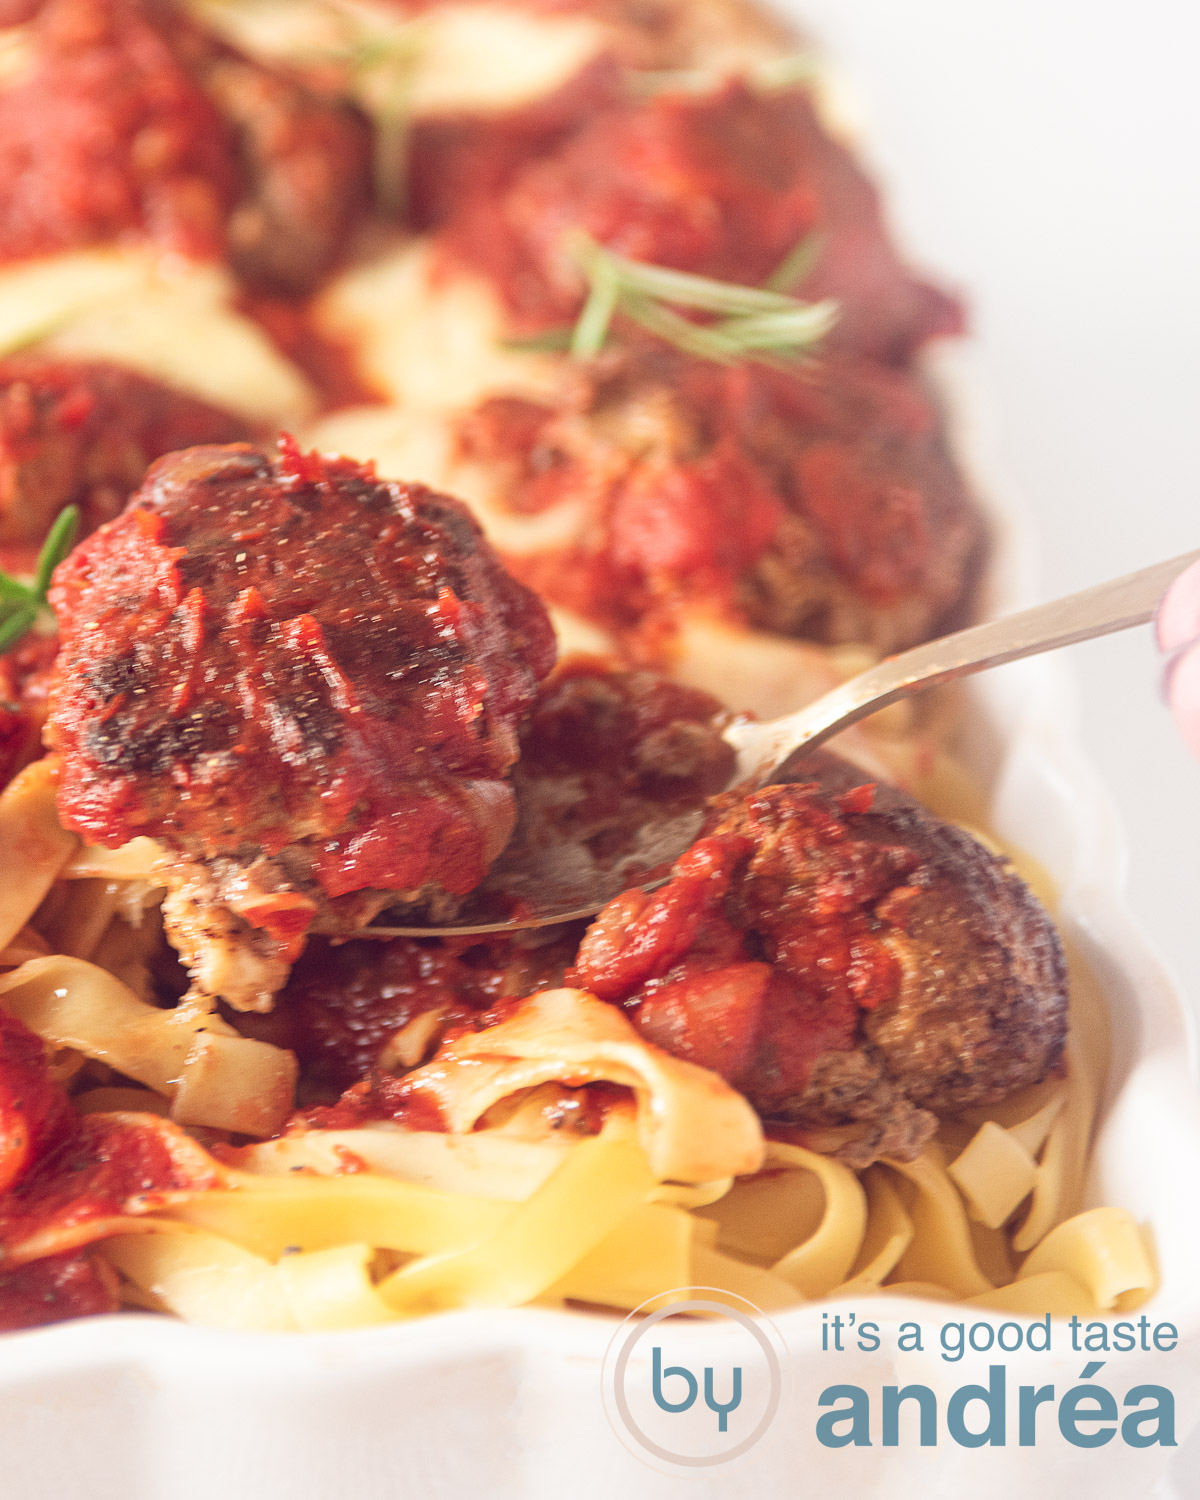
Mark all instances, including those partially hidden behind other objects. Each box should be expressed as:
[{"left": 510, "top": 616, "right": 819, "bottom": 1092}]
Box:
[{"left": 781, "top": 0, "right": 1200, "bottom": 1020}]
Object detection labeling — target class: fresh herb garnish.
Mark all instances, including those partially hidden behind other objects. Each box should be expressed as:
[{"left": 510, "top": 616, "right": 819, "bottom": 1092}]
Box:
[
  {"left": 338, "top": 26, "right": 425, "bottom": 216},
  {"left": 264, "top": 0, "right": 426, "bottom": 217},
  {"left": 0, "top": 505, "right": 79, "bottom": 654},
  {"left": 562, "top": 232, "right": 838, "bottom": 365},
  {"left": 764, "top": 231, "right": 825, "bottom": 293}
]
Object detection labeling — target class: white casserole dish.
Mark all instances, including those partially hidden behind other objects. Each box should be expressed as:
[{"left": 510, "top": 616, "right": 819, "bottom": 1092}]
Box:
[
  {"left": 1, "top": 345, "right": 1198, "bottom": 1500},
  {"left": 3, "top": 11, "right": 1200, "bottom": 1498}
]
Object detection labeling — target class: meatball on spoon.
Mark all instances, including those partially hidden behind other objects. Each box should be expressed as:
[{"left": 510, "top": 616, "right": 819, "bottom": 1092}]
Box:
[
  {"left": 374, "top": 546, "right": 1200, "bottom": 936},
  {"left": 46, "top": 439, "right": 556, "bottom": 1009}
]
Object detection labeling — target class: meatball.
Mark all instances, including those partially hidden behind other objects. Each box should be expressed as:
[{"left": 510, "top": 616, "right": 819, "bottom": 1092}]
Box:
[
  {"left": 568, "top": 761, "right": 1068, "bottom": 1164},
  {"left": 0, "top": 0, "right": 370, "bottom": 292},
  {"left": 457, "top": 344, "right": 984, "bottom": 658},
  {"left": 510, "top": 656, "right": 733, "bottom": 867},
  {"left": 0, "top": 356, "right": 249, "bottom": 547},
  {"left": 278, "top": 926, "right": 582, "bottom": 1098},
  {"left": 274, "top": 659, "right": 732, "bottom": 1094},
  {"left": 440, "top": 79, "right": 961, "bottom": 364},
  {"left": 45, "top": 437, "right": 557, "bottom": 1009}
]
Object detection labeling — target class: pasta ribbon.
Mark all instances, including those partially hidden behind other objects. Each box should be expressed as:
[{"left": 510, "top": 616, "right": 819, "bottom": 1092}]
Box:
[
  {"left": 883, "top": 1147, "right": 994, "bottom": 1298},
  {"left": 694, "top": 1141, "right": 866, "bottom": 1298},
  {"left": 548, "top": 1202, "right": 694, "bottom": 1311},
  {"left": 947, "top": 1121, "right": 1038, "bottom": 1229},
  {"left": 968, "top": 1272, "right": 1096, "bottom": 1317},
  {"left": 0, "top": 956, "right": 296, "bottom": 1136},
  {"left": 238, "top": 1127, "right": 571, "bottom": 1201},
  {"left": 1018, "top": 1207, "right": 1156, "bottom": 1311},
  {"left": 399, "top": 988, "right": 764, "bottom": 1182},
  {"left": 836, "top": 1167, "right": 914, "bottom": 1292},
  {"left": 170, "top": 1173, "right": 515, "bottom": 1260},
  {"left": 103, "top": 1227, "right": 306, "bottom": 1332},
  {"left": 1015, "top": 949, "right": 1109, "bottom": 1251},
  {"left": 62, "top": 837, "right": 166, "bottom": 882},
  {"left": 768, "top": 1143, "right": 867, "bottom": 1295},
  {"left": 376, "top": 1111, "right": 656, "bottom": 1314},
  {"left": 0, "top": 759, "right": 79, "bottom": 953},
  {"left": 690, "top": 1244, "right": 804, "bottom": 1312}
]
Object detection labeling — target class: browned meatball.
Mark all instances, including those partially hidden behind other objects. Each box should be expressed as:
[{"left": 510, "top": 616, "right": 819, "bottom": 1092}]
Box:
[
  {"left": 278, "top": 926, "right": 582, "bottom": 1098},
  {"left": 458, "top": 344, "right": 985, "bottom": 658},
  {"left": 0, "top": 0, "right": 370, "bottom": 293},
  {"left": 568, "top": 757, "right": 1067, "bottom": 1163},
  {"left": 0, "top": 356, "right": 250, "bottom": 547},
  {"left": 439, "top": 79, "right": 961, "bottom": 365},
  {"left": 45, "top": 438, "right": 557, "bottom": 1008}
]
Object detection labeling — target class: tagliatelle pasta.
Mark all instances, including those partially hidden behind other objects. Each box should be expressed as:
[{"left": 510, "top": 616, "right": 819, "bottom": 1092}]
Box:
[
  {"left": 0, "top": 633, "right": 1156, "bottom": 1329},
  {"left": 0, "top": 824, "right": 1157, "bottom": 1328},
  {"left": 0, "top": 955, "right": 297, "bottom": 1137},
  {"left": 0, "top": 0, "right": 1159, "bottom": 1342}
]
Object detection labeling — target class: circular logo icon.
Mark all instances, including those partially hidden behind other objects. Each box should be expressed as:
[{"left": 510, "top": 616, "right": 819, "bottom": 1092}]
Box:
[{"left": 601, "top": 1287, "right": 787, "bottom": 1473}]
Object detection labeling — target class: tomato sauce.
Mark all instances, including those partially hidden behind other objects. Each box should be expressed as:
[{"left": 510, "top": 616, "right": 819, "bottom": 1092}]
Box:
[
  {"left": 439, "top": 80, "right": 962, "bottom": 363},
  {"left": 568, "top": 781, "right": 920, "bottom": 1101},
  {"left": 460, "top": 346, "right": 981, "bottom": 656},
  {"left": 0, "top": 634, "right": 57, "bottom": 790},
  {"left": 0, "top": 356, "right": 250, "bottom": 546},
  {"left": 0, "top": 1009, "right": 220, "bottom": 1328},
  {"left": 0, "top": 0, "right": 237, "bottom": 265},
  {"left": 46, "top": 438, "right": 556, "bottom": 906},
  {"left": 0, "top": 1251, "right": 118, "bottom": 1331}
]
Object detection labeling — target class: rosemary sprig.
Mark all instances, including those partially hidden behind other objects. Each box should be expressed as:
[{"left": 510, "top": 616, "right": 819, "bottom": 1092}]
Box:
[
  {"left": 274, "top": 2, "right": 427, "bottom": 217},
  {"left": 0, "top": 505, "right": 79, "bottom": 654},
  {"left": 341, "top": 27, "right": 426, "bottom": 217},
  {"left": 764, "top": 230, "right": 825, "bottom": 293},
  {"left": 563, "top": 232, "right": 838, "bottom": 365}
]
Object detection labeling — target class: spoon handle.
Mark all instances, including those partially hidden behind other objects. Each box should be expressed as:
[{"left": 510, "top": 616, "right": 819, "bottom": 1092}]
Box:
[{"left": 726, "top": 548, "right": 1200, "bottom": 782}]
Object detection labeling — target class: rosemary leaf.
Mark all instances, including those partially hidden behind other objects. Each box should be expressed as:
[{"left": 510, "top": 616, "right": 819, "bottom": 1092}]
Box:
[
  {"left": 0, "top": 607, "right": 37, "bottom": 655},
  {"left": 751, "top": 52, "right": 820, "bottom": 92},
  {"left": 619, "top": 295, "right": 742, "bottom": 363},
  {"left": 34, "top": 504, "right": 80, "bottom": 599},
  {"left": 571, "top": 255, "right": 621, "bottom": 359},
  {"left": 626, "top": 51, "right": 819, "bottom": 98},
  {"left": 0, "top": 503, "right": 81, "bottom": 654},
  {"left": 564, "top": 233, "right": 840, "bottom": 365},
  {"left": 594, "top": 249, "right": 800, "bottom": 317},
  {"left": 0, "top": 574, "right": 35, "bottom": 608},
  {"left": 716, "top": 299, "right": 839, "bottom": 351},
  {"left": 501, "top": 328, "right": 575, "bottom": 354},
  {"left": 764, "top": 231, "right": 825, "bottom": 294}
]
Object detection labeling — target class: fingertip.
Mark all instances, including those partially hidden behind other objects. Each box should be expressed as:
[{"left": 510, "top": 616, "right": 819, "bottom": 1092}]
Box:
[
  {"left": 1163, "top": 635, "right": 1200, "bottom": 763},
  {"left": 1155, "top": 558, "right": 1200, "bottom": 652}
]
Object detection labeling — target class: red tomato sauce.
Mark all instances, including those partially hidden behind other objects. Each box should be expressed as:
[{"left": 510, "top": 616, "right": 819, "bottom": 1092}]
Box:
[
  {"left": 0, "top": 1251, "right": 118, "bottom": 1330},
  {"left": 568, "top": 781, "right": 919, "bottom": 1097},
  {"left": 0, "top": 0, "right": 237, "bottom": 265},
  {"left": 459, "top": 348, "right": 979, "bottom": 656},
  {"left": 0, "top": 634, "right": 57, "bottom": 790},
  {"left": 46, "top": 438, "right": 556, "bottom": 906},
  {"left": 438, "top": 80, "right": 962, "bottom": 363}
]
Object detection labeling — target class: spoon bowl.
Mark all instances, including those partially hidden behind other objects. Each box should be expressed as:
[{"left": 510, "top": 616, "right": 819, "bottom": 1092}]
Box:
[{"left": 366, "top": 548, "right": 1200, "bottom": 938}]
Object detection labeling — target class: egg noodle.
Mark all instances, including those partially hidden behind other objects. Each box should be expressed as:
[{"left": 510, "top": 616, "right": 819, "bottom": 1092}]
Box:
[
  {"left": 0, "top": 752, "right": 1156, "bottom": 1331},
  {"left": 0, "top": 0, "right": 1155, "bottom": 1334}
]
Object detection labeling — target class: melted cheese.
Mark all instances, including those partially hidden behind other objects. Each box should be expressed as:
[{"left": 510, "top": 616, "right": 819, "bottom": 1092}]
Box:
[
  {"left": 0, "top": 247, "right": 313, "bottom": 424},
  {"left": 313, "top": 236, "right": 558, "bottom": 411},
  {"left": 405, "top": 4, "right": 607, "bottom": 116},
  {"left": 195, "top": 0, "right": 607, "bottom": 117}
]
